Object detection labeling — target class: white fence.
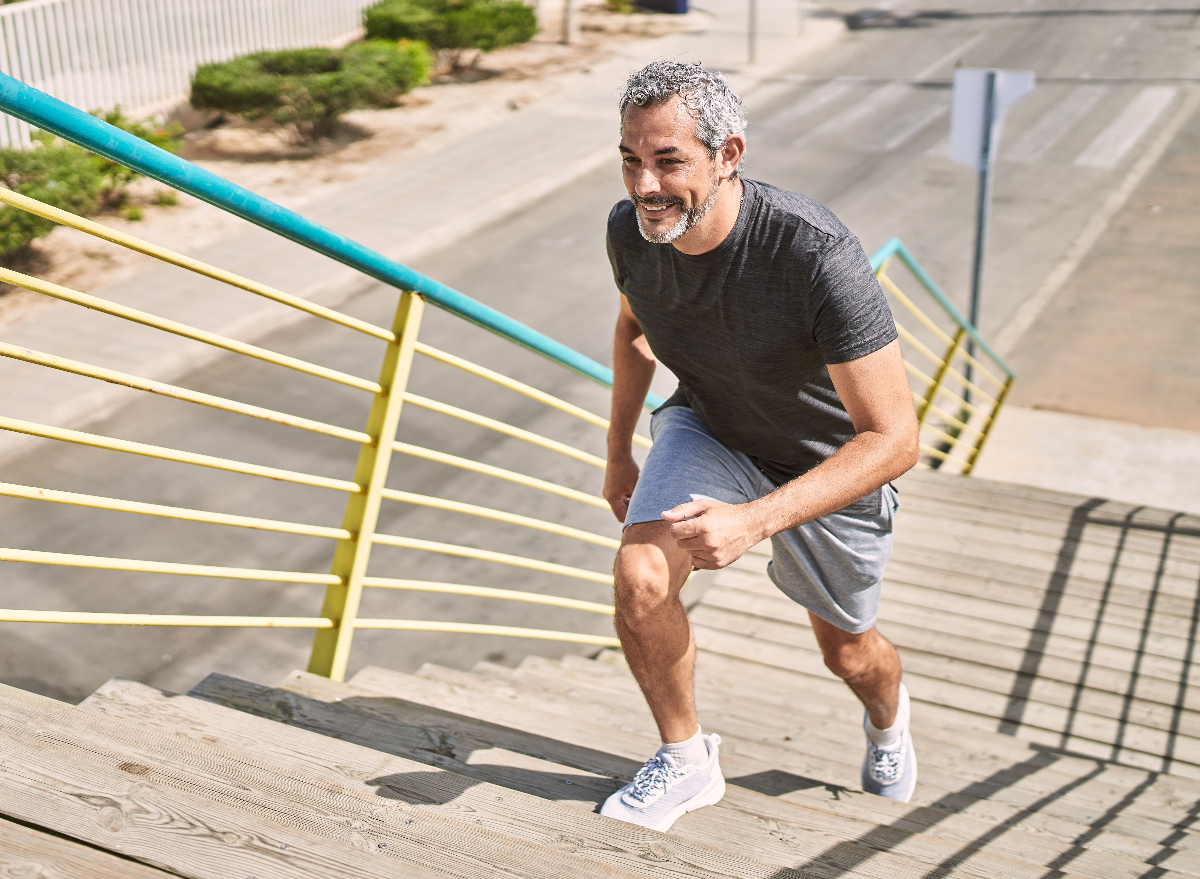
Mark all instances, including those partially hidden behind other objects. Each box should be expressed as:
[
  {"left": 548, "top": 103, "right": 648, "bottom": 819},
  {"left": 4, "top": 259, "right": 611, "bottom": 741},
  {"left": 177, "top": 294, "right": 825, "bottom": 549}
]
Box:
[{"left": 0, "top": 0, "right": 374, "bottom": 147}]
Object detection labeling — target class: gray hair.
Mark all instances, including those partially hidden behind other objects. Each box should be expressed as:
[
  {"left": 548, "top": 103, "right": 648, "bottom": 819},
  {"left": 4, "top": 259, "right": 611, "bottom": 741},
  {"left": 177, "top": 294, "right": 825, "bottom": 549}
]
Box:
[{"left": 620, "top": 61, "right": 747, "bottom": 176}]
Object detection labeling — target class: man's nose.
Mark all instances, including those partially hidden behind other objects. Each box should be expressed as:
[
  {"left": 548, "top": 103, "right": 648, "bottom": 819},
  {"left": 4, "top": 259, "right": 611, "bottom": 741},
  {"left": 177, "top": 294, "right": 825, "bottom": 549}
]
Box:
[{"left": 634, "top": 168, "right": 661, "bottom": 198}]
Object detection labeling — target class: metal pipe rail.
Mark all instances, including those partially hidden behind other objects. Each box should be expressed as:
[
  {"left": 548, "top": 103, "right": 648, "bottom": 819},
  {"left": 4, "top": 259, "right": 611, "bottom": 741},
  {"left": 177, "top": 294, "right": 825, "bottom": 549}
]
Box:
[{"left": 869, "top": 237, "right": 1016, "bottom": 474}]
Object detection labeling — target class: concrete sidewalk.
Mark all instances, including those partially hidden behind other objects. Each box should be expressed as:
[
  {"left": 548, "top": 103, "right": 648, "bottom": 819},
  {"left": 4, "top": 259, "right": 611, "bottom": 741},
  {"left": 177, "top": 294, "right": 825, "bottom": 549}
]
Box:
[
  {"left": 974, "top": 84, "right": 1200, "bottom": 516},
  {"left": 0, "top": 0, "right": 844, "bottom": 464}
]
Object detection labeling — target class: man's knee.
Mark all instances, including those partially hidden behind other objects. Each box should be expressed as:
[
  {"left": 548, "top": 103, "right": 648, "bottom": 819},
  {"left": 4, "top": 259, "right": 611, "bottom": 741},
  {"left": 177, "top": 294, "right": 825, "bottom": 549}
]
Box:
[
  {"left": 614, "top": 525, "right": 687, "bottom": 629},
  {"left": 820, "top": 632, "right": 878, "bottom": 683}
]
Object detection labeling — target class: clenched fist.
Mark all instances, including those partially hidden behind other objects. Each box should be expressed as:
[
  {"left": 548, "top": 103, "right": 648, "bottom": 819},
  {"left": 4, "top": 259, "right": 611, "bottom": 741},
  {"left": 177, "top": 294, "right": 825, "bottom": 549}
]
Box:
[{"left": 661, "top": 497, "right": 763, "bottom": 569}]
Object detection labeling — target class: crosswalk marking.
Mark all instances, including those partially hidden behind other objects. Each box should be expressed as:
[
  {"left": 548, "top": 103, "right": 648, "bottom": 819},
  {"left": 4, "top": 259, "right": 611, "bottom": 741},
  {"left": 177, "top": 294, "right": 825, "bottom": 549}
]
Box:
[
  {"left": 1006, "top": 85, "right": 1109, "bottom": 163},
  {"left": 794, "top": 82, "right": 910, "bottom": 146},
  {"left": 756, "top": 77, "right": 863, "bottom": 134},
  {"left": 866, "top": 93, "right": 950, "bottom": 152},
  {"left": 791, "top": 33, "right": 982, "bottom": 149},
  {"left": 1074, "top": 86, "right": 1177, "bottom": 169}
]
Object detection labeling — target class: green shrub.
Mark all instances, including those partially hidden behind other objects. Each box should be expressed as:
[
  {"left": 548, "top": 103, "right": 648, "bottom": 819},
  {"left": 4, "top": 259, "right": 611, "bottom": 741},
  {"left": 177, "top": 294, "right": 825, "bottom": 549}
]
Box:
[
  {"left": 364, "top": 0, "right": 537, "bottom": 62},
  {"left": 0, "top": 111, "right": 184, "bottom": 259},
  {"left": 189, "top": 41, "right": 432, "bottom": 141},
  {"left": 0, "top": 133, "right": 104, "bottom": 258}
]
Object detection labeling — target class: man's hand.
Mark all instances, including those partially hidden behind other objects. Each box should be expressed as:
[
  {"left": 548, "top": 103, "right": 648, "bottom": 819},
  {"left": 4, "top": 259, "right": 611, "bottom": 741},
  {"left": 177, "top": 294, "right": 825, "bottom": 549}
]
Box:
[
  {"left": 662, "top": 498, "right": 764, "bottom": 569},
  {"left": 604, "top": 454, "right": 641, "bottom": 523}
]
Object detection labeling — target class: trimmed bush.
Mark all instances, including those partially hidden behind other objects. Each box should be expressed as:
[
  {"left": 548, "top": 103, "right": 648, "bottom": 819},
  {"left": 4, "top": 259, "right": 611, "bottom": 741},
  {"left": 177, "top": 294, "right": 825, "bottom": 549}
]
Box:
[
  {"left": 189, "top": 41, "right": 432, "bottom": 141},
  {"left": 0, "top": 133, "right": 104, "bottom": 257},
  {"left": 364, "top": 0, "right": 537, "bottom": 62},
  {"left": 0, "top": 112, "right": 184, "bottom": 259}
]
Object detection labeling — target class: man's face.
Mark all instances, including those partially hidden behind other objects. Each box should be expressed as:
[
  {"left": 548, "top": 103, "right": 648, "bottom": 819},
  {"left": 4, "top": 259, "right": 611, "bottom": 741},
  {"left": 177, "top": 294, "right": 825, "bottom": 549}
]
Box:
[{"left": 619, "top": 97, "right": 722, "bottom": 244}]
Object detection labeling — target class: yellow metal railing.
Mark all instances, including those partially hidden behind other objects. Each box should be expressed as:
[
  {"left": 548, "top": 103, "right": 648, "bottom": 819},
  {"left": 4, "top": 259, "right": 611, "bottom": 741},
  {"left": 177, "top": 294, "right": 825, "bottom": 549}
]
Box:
[
  {"left": 871, "top": 239, "right": 1015, "bottom": 475},
  {"left": 0, "top": 163, "right": 1013, "bottom": 683},
  {"left": 0, "top": 187, "right": 643, "bottom": 680}
]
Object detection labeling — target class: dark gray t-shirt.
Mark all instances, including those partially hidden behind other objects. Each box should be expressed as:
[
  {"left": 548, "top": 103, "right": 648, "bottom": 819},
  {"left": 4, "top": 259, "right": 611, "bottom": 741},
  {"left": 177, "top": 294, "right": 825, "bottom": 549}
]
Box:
[{"left": 606, "top": 178, "right": 897, "bottom": 486}]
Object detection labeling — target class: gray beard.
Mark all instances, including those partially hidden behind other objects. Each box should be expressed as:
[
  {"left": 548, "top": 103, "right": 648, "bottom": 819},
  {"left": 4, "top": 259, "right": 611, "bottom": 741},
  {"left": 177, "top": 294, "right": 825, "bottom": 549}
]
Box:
[{"left": 633, "top": 177, "right": 721, "bottom": 244}]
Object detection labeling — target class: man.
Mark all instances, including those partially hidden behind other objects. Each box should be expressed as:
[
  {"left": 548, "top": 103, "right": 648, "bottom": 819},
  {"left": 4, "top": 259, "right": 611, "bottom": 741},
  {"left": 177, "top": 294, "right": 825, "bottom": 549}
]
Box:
[{"left": 599, "top": 61, "right": 920, "bottom": 832}]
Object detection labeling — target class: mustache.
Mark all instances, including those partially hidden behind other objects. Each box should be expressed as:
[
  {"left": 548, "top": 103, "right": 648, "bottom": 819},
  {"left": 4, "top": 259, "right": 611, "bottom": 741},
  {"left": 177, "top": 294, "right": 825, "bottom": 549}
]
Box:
[{"left": 631, "top": 194, "right": 683, "bottom": 207}]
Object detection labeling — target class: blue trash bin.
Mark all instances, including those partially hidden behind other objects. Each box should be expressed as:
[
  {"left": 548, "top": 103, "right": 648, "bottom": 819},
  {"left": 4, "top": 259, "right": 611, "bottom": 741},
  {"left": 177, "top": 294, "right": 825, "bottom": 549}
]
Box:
[{"left": 639, "top": 0, "right": 687, "bottom": 13}]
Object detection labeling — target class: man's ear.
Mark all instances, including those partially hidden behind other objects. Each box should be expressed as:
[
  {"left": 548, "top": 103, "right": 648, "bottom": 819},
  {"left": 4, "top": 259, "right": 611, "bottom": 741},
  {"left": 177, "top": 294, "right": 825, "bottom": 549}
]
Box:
[{"left": 719, "top": 134, "right": 746, "bottom": 181}]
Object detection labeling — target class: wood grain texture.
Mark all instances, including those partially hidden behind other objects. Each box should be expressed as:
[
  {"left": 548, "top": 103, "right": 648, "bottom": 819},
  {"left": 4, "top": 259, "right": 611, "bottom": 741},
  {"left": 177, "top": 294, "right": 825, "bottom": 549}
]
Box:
[
  {"left": 82, "top": 678, "right": 835, "bottom": 879},
  {"left": 441, "top": 660, "right": 1200, "bottom": 878},
  {"left": 898, "top": 493, "right": 1200, "bottom": 563},
  {"left": 553, "top": 654, "right": 1200, "bottom": 864},
  {"left": 497, "top": 651, "right": 1200, "bottom": 854},
  {"left": 692, "top": 620, "right": 1200, "bottom": 778},
  {"left": 269, "top": 670, "right": 1039, "bottom": 879},
  {"left": 897, "top": 471, "right": 1200, "bottom": 534},
  {"left": 880, "top": 557, "right": 1200, "bottom": 635},
  {"left": 417, "top": 660, "right": 1200, "bottom": 879},
  {"left": 691, "top": 608, "right": 1200, "bottom": 770},
  {"left": 334, "top": 666, "right": 1187, "bottom": 879},
  {"left": 708, "top": 578, "right": 1200, "bottom": 708},
  {"left": 0, "top": 695, "right": 449, "bottom": 879},
  {"left": 693, "top": 592, "right": 1200, "bottom": 736},
  {"left": 0, "top": 683, "right": 661, "bottom": 879},
  {"left": 0, "top": 815, "right": 178, "bottom": 878}
]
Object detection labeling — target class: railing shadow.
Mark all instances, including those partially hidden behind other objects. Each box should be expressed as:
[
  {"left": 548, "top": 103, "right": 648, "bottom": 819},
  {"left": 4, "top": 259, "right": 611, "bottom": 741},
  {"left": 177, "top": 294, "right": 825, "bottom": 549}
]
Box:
[{"left": 1003, "top": 499, "right": 1200, "bottom": 774}]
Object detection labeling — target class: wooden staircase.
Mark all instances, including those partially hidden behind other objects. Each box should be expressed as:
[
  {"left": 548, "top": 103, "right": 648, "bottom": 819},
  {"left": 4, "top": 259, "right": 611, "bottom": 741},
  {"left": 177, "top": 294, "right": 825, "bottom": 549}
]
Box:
[{"left": 4, "top": 469, "right": 1200, "bottom": 879}]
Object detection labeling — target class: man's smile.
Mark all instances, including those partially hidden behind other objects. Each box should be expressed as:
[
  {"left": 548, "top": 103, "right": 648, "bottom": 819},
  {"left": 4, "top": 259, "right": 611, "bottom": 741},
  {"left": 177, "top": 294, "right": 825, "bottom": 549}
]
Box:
[{"left": 634, "top": 198, "right": 682, "bottom": 222}]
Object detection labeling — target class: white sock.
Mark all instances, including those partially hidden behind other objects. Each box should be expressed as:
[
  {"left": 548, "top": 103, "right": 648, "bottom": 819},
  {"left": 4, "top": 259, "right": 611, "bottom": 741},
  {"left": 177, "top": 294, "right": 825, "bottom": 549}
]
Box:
[
  {"left": 867, "top": 684, "right": 910, "bottom": 749},
  {"left": 660, "top": 727, "right": 708, "bottom": 769}
]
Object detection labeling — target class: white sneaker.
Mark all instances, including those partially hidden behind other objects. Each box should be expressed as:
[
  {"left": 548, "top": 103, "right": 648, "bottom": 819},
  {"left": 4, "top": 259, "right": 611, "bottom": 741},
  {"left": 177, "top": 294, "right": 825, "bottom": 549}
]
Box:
[
  {"left": 862, "top": 683, "right": 918, "bottom": 803},
  {"left": 600, "top": 733, "right": 726, "bottom": 831}
]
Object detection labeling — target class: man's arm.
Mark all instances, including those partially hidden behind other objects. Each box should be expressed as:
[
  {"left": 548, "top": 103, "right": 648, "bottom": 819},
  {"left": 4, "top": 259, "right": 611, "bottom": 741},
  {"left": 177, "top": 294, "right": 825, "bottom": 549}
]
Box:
[
  {"left": 604, "top": 294, "right": 658, "bottom": 522},
  {"left": 664, "top": 339, "right": 918, "bottom": 567}
]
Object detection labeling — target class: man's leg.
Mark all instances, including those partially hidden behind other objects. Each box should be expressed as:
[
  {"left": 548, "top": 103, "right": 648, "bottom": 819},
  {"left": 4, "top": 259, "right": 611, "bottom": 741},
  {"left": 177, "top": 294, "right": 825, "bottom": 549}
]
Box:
[
  {"left": 613, "top": 519, "right": 698, "bottom": 743},
  {"left": 600, "top": 517, "right": 727, "bottom": 831},
  {"left": 808, "top": 610, "right": 916, "bottom": 801},
  {"left": 807, "top": 611, "right": 901, "bottom": 728}
]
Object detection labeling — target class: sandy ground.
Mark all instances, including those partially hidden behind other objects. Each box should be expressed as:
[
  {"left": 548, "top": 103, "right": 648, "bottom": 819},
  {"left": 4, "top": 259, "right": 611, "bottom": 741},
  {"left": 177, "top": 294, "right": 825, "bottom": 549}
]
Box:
[{"left": 0, "top": 7, "right": 702, "bottom": 328}]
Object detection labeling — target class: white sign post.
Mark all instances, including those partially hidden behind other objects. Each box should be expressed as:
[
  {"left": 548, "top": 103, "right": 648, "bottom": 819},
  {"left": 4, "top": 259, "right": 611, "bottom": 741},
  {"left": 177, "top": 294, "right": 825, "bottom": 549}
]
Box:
[{"left": 950, "top": 68, "right": 1034, "bottom": 389}]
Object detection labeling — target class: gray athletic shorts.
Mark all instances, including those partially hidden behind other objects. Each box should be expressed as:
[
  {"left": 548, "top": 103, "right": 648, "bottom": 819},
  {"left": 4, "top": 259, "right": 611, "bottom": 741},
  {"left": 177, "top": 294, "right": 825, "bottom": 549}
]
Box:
[{"left": 625, "top": 405, "right": 899, "bottom": 634}]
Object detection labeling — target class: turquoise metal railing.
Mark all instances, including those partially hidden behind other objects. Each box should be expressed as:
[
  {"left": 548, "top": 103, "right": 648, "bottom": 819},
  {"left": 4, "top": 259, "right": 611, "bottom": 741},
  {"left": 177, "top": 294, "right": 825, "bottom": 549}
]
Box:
[{"left": 869, "top": 237, "right": 1016, "bottom": 473}]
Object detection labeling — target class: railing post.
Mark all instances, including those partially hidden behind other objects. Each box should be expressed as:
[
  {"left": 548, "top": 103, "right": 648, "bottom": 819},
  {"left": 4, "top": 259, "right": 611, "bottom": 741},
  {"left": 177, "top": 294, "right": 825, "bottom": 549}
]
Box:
[
  {"left": 963, "top": 372, "right": 1012, "bottom": 476},
  {"left": 308, "top": 291, "right": 424, "bottom": 680},
  {"left": 918, "top": 327, "right": 964, "bottom": 428}
]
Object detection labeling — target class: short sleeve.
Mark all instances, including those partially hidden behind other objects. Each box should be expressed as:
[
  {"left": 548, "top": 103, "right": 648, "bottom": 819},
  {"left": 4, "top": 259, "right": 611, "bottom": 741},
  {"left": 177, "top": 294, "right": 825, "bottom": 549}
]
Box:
[
  {"left": 606, "top": 200, "right": 638, "bottom": 296},
  {"left": 808, "top": 234, "right": 898, "bottom": 365}
]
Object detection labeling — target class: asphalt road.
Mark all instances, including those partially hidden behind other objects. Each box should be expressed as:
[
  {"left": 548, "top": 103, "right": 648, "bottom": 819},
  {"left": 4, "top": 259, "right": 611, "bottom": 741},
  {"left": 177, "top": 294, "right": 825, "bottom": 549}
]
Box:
[{"left": 3, "top": 0, "right": 1197, "bottom": 701}]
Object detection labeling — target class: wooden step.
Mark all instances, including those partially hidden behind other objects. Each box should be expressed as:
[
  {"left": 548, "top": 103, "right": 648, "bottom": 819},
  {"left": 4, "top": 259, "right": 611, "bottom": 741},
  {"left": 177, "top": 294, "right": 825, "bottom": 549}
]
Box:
[
  {"left": 502, "top": 654, "right": 1200, "bottom": 822},
  {"left": 694, "top": 589, "right": 1200, "bottom": 742},
  {"left": 84, "top": 677, "right": 833, "bottom": 879},
  {"left": 554, "top": 652, "right": 1200, "bottom": 853},
  {"left": 9, "top": 680, "right": 666, "bottom": 879},
  {"left": 893, "top": 516, "right": 1200, "bottom": 595},
  {"left": 898, "top": 471, "right": 1200, "bottom": 536},
  {"left": 693, "top": 618, "right": 1200, "bottom": 777},
  {"left": 419, "top": 660, "right": 1200, "bottom": 878},
  {"left": 883, "top": 555, "right": 1200, "bottom": 632},
  {"left": 899, "top": 494, "right": 1200, "bottom": 564},
  {"left": 886, "top": 545, "right": 1200, "bottom": 623},
  {"left": 710, "top": 574, "right": 1200, "bottom": 698},
  {"left": 268, "top": 669, "right": 1045, "bottom": 879},
  {"left": 892, "top": 521, "right": 1198, "bottom": 598},
  {"left": 0, "top": 814, "right": 176, "bottom": 878},
  {"left": 335, "top": 665, "right": 1197, "bottom": 879},
  {"left": 0, "top": 683, "right": 450, "bottom": 879}
]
